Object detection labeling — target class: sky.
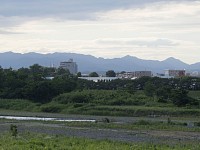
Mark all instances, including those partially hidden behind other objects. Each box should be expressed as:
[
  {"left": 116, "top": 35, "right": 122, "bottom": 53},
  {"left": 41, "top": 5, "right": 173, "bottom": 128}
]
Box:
[{"left": 0, "top": 0, "right": 200, "bottom": 64}]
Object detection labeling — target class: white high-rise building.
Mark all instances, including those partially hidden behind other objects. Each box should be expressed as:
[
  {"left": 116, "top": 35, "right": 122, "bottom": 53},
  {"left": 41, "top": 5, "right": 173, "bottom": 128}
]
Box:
[{"left": 59, "top": 59, "right": 78, "bottom": 74}]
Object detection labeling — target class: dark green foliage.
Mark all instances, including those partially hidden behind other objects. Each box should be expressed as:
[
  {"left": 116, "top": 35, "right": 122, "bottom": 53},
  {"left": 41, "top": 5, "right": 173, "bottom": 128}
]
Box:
[
  {"left": 0, "top": 99, "right": 37, "bottom": 111},
  {"left": 195, "top": 122, "right": 200, "bottom": 127},
  {"left": 171, "top": 89, "right": 190, "bottom": 107},
  {"left": 53, "top": 90, "right": 148, "bottom": 106},
  {"left": 89, "top": 72, "right": 99, "bottom": 77},
  {"left": 124, "top": 83, "right": 136, "bottom": 95},
  {"left": 102, "top": 118, "right": 110, "bottom": 123},
  {"left": 106, "top": 70, "right": 116, "bottom": 77},
  {"left": 57, "top": 67, "right": 70, "bottom": 76},
  {"left": 134, "top": 120, "right": 151, "bottom": 125},
  {"left": 77, "top": 72, "right": 82, "bottom": 77},
  {"left": 40, "top": 105, "right": 62, "bottom": 113},
  {"left": 30, "top": 81, "right": 56, "bottom": 103},
  {"left": 0, "top": 64, "right": 77, "bottom": 103},
  {"left": 144, "top": 81, "right": 155, "bottom": 97},
  {"left": 156, "top": 86, "right": 171, "bottom": 103},
  {"left": 10, "top": 124, "right": 18, "bottom": 137},
  {"left": 167, "top": 118, "right": 175, "bottom": 125},
  {"left": 54, "top": 91, "right": 90, "bottom": 104},
  {"left": 0, "top": 64, "right": 200, "bottom": 108}
]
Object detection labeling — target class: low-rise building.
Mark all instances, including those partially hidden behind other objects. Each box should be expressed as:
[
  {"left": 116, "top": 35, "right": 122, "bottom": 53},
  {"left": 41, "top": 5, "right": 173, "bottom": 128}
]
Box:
[
  {"left": 117, "top": 71, "right": 152, "bottom": 79},
  {"left": 190, "top": 71, "right": 200, "bottom": 77},
  {"left": 134, "top": 71, "right": 152, "bottom": 78},
  {"left": 78, "top": 77, "right": 119, "bottom": 82},
  {"left": 164, "top": 69, "right": 186, "bottom": 77}
]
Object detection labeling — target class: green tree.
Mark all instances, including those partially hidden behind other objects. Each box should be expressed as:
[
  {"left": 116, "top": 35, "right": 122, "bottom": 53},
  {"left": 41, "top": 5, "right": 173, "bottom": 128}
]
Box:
[
  {"left": 144, "top": 81, "right": 155, "bottom": 97},
  {"left": 125, "top": 83, "right": 136, "bottom": 94},
  {"left": 156, "top": 86, "right": 171, "bottom": 102},
  {"left": 170, "top": 89, "right": 190, "bottom": 107},
  {"left": 29, "top": 64, "right": 43, "bottom": 74},
  {"left": 57, "top": 68, "right": 70, "bottom": 76},
  {"left": 0, "top": 66, "right": 5, "bottom": 89},
  {"left": 28, "top": 81, "right": 56, "bottom": 103},
  {"left": 10, "top": 124, "right": 18, "bottom": 137},
  {"left": 89, "top": 72, "right": 99, "bottom": 77},
  {"left": 52, "top": 77, "right": 77, "bottom": 95},
  {"left": 43, "top": 67, "right": 56, "bottom": 77},
  {"left": 106, "top": 70, "right": 116, "bottom": 77},
  {"left": 77, "top": 72, "right": 82, "bottom": 77},
  {"left": 17, "top": 67, "right": 30, "bottom": 80}
]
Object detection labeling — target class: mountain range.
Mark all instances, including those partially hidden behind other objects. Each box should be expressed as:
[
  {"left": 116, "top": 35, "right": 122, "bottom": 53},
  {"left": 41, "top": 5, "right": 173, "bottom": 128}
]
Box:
[{"left": 0, "top": 51, "right": 199, "bottom": 73}]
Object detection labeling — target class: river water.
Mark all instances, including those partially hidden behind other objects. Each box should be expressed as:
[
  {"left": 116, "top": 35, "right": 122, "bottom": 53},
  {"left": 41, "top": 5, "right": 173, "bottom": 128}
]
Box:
[{"left": 0, "top": 116, "right": 96, "bottom": 122}]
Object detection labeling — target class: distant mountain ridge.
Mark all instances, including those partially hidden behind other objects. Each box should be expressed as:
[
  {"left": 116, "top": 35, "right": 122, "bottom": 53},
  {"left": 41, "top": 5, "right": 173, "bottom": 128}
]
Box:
[{"left": 0, "top": 51, "right": 199, "bottom": 73}]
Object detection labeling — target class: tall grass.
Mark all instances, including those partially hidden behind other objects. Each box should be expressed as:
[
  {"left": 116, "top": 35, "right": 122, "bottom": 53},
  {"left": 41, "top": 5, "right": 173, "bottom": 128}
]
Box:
[
  {"left": 1, "top": 90, "right": 200, "bottom": 117},
  {"left": 0, "top": 99, "right": 38, "bottom": 111}
]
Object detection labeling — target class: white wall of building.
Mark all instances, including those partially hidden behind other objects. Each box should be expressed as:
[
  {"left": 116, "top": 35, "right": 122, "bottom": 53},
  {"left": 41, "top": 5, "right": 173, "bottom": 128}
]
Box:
[{"left": 60, "top": 59, "right": 78, "bottom": 74}]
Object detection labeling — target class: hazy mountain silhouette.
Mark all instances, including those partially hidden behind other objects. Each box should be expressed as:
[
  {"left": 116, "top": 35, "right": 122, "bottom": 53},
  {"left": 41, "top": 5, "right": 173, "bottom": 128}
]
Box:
[{"left": 0, "top": 52, "right": 199, "bottom": 73}]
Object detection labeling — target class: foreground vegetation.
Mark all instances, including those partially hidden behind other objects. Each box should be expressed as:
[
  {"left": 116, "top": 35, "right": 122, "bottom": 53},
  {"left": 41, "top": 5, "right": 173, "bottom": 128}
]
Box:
[{"left": 0, "top": 132, "right": 199, "bottom": 150}]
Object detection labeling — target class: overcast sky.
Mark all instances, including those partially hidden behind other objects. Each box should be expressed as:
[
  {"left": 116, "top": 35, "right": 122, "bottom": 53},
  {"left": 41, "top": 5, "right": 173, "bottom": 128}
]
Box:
[{"left": 0, "top": 0, "right": 200, "bottom": 64}]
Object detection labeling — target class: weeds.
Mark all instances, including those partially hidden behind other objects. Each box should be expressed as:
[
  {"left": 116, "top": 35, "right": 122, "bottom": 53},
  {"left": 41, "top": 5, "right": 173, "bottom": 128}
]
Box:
[{"left": 10, "top": 124, "right": 18, "bottom": 137}]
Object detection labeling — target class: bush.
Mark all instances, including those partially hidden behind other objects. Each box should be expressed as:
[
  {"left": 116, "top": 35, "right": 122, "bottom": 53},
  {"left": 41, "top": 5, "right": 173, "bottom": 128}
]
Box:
[
  {"left": 10, "top": 124, "right": 18, "bottom": 137},
  {"left": 40, "top": 105, "right": 62, "bottom": 113},
  {"left": 53, "top": 90, "right": 150, "bottom": 106},
  {"left": 135, "top": 120, "right": 151, "bottom": 125},
  {"left": 0, "top": 99, "right": 37, "bottom": 111},
  {"left": 195, "top": 122, "right": 200, "bottom": 127},
  {"left": 73, "top": 103, "right": 84, "bottom": 108},
  {"left": 171, "top": 89, "right": 190, "bottom": 107}
]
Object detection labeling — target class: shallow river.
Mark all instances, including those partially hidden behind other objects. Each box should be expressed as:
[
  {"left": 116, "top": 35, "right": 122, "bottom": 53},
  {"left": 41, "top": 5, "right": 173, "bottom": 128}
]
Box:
[{"left": 0, "top": 116, "right": 96, "bottom": 122}]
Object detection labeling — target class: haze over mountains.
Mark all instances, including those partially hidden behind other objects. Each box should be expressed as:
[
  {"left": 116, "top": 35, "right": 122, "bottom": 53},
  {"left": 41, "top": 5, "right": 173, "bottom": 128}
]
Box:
[{"left": 0, "top": 52, "right": 199, "bottom": 73}]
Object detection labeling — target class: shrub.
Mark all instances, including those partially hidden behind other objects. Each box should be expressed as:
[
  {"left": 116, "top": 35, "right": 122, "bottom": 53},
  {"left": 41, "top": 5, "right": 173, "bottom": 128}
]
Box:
[
  {"left": 135, "top": 120, "right": 151, "bottom": 125},
  {"left": 53, "top": 90, "right": 150, "bottom": 106},
  {"left": 40, "top": 105, "right": 62, "bottom": 113},
  {"left": 10, "top": 124, "right": 18, "bottom": 137}
]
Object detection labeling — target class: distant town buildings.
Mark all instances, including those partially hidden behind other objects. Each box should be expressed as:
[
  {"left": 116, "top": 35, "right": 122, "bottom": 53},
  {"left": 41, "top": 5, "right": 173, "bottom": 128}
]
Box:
[
  {"left": 117, "top": 71, "right": 152, "bottom": 79},
  {"left": 56, "top": 58, "right": 198, "bottom": 80},
  {"left": 59, "top": 59, "right": 78, "bottom": 74},
  {"left": 164, "top": 69, "right": 186, "bottom": 78},
  {"left": 190, "top": 71, "right": 200, "bottom": 77},
  {"left": 135, "top": 71, "right": 152, "bottom": 78},
  {"left": 78, "top": 77, "right": 119, "bottom": 82}
]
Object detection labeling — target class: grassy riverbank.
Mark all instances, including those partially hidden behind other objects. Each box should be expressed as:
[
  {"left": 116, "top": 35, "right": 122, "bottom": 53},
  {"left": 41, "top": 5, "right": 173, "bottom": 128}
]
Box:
[
  {"left": 1, "top": 110, "right": 200, "bottom": 149},
  {"left": 0, "top": 90, "right": 200, "bottom": 117},
  {"left": 1, "top": 109, "right": 200, "bottom": 133},
  {"left": 0, "top": 132, "right": 200, "bottom": 150}
]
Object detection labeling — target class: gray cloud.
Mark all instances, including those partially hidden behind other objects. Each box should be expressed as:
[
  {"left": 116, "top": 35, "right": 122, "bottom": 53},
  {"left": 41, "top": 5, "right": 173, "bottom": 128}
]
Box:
[
  {"left": 97, "top": 39, "right": 179, "bottom": 47},
  {"left": 0, "top": 0, "right": 160, "bottom": 28},
  {"left": 0, "top": 0, "right": 193, "bottom": 19},
  {"left": 0, "top": 30, "right": 23, "bottom": 34},
  {"left": 130, "top": 39, "right": 179, "bottom": 47},
  {"left": 0, "top": 0, "right": 198, "bottom": 28}
]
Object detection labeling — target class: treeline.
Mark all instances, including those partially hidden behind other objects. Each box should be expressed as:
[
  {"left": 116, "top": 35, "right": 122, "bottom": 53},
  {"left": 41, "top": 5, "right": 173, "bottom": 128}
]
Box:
[
  {"left": 0, "top": 64, "right": 200, "bottom": 106},
  {"left": 0, "top": 64, "right": 77, "bottom": 103}
]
